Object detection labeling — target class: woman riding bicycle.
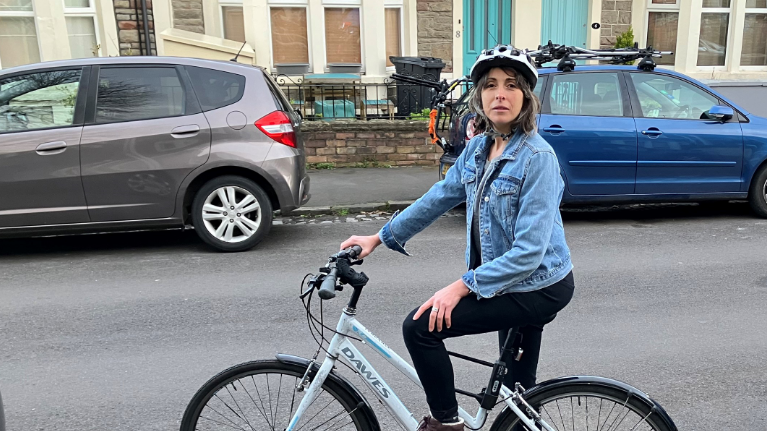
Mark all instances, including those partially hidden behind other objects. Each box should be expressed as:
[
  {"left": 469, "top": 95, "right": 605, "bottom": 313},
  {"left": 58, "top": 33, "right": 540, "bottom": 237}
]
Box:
[{"left": 341, "top": 45, "right": 574, "bottom": 431}]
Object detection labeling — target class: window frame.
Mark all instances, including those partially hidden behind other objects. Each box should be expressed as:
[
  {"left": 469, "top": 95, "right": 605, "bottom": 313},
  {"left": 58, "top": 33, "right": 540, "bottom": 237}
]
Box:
[
  {"left": 0, "top": 0, "right": 41, "bottom": 69},
  {"left": 741, "top": 1, "right": 767, "bottom": 70},
  {"left": 0, "top": 65, "right": 89, "bottom": 135},
  {"left": 63, "top": 0, "right": 102, "bottom": 58},
  {"left": 267, "top": 4, "right": 312, "bottom": 72},
  {"left": 86, "top": 64, "right": 199, "bottom": 126},
  {"left": 540, "top": 71, "right": 632, "bottom": 118},
  {"left": 219, "top": 0, "right": 244, "bottom": 42},
  {"left": 384, "top": 4, "right": 405, "bottom": 70},
  {"left": 697, "top": 1, "right": 734, "bottom": 69},
  {"left": 644, "top": 0, "right": 680, "bottom": 70},
  {"left": 321, "top": 2, "right": 364, "bottom": 72},
  {"left": 624, "top": 71, "right": 746, "bottom": 122}
]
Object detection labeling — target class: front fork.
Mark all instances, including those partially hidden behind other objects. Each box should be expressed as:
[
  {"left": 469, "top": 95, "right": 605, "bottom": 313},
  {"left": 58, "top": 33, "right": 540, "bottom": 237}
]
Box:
[{"left": 286, "top": 354, "right": 338, "bottom": 431}]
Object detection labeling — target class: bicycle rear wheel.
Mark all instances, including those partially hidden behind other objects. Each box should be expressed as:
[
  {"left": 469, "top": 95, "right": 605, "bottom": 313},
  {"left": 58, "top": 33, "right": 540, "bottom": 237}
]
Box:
[
  {"left": 490, "top": 378, "right": 677, "bottom": 431},
  {"left": 180, "top": 360, "right": 376, "bottom": 431}
]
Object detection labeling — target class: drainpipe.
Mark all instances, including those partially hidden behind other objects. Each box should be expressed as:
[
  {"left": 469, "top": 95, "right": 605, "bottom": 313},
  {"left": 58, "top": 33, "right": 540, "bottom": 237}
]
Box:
[
  {"left": 132, "top": 0, "right": 143, "bottom": 55},
  {"left": 140, "top": 0, "right": 152, "bottom": 55}
]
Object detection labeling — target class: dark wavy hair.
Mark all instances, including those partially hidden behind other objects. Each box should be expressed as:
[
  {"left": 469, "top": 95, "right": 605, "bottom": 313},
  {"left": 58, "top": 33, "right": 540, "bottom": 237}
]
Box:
[{"left": 468, "top": 66, "right": 540, "bottom": 136}]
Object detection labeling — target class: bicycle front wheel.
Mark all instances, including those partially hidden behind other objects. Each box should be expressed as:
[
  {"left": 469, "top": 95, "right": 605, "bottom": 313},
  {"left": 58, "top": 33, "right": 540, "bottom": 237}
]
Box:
[
  {"left": 490, "top": 378, "right": 677, "bottom": 431},
  {"left": 180, "top": 360, "right": 376, "bottom": 431}
]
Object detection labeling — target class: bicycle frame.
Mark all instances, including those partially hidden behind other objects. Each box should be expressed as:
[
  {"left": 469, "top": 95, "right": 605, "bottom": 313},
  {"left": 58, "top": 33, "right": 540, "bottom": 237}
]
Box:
[{"left": 286, "top": 309, "right": 549, "bottom": 431}]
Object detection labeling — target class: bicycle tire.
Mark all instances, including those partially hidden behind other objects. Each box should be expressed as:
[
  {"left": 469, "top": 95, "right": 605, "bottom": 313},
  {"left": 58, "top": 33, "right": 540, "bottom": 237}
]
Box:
[
  {"left": 489, "top": 377, "right": 677, "bottom": 431},
  {"left": 180, "top": 360, "right": 377, "bottom": 431}
]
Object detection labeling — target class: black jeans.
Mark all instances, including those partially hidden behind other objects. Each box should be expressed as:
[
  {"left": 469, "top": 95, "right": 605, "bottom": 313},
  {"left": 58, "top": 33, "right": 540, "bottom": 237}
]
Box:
[{"left": 402, "top": 272, "right": 575, "bottom": 423}]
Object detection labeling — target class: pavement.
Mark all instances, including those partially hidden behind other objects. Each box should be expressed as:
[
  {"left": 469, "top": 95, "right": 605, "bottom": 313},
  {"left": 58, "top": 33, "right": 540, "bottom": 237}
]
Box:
[{"left": 288, "top": 166, "right": 441, "bottom": 215}]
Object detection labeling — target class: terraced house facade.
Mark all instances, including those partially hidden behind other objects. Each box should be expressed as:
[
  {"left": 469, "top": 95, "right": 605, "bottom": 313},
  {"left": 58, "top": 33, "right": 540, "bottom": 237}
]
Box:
[{"left": 0, "top": 0, "right": 765, "bottom": 80}]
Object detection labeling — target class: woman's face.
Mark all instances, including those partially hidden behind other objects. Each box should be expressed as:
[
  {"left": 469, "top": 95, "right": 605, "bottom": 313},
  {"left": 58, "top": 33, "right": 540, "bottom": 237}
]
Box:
[{"left": 481, "top": 67, "right": 525, "bottom": 132}]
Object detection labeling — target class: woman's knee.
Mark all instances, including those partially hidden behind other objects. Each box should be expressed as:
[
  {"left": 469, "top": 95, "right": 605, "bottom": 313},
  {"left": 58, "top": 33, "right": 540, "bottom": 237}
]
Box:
[{"left": 402, "top": 308, "right": 430, "bottom": 346}]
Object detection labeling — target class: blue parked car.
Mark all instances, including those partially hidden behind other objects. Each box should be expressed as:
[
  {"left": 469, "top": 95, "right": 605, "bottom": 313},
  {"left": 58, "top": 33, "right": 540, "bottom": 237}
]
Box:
[
  {"left": 530, "top": 65, "right": 767, "bottom": 217},
  {"left": 448, "top": 64, "right": 767, "bottom": 217}
]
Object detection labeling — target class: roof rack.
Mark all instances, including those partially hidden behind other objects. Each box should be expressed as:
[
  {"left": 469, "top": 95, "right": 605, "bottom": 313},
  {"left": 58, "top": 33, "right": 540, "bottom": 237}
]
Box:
[{"left": 527, "top": 41, "right": 673, "bottom": 72}]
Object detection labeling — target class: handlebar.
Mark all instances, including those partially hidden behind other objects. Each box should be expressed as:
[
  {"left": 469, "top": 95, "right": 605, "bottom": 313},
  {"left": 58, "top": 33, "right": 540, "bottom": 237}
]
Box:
[{"left": 316, "top": 245, "right": 366, "bottom": 300}]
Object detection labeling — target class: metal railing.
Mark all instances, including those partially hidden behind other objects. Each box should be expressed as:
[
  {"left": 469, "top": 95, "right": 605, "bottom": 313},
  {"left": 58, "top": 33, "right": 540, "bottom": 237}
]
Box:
[{"left": 272, "top": 74, "right": 471, "bottom": 121}]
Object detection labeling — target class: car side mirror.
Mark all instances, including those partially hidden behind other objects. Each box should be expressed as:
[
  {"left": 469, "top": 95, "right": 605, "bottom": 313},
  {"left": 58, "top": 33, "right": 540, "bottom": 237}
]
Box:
[{"left": 708, "top": 105, "right": 734, "bottom": 122}]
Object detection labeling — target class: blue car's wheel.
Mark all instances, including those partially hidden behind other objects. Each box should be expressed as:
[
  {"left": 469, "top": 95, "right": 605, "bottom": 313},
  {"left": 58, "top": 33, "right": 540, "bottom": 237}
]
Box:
[{"left": 749, "top": 165, "right": 767, "bottom": 218}]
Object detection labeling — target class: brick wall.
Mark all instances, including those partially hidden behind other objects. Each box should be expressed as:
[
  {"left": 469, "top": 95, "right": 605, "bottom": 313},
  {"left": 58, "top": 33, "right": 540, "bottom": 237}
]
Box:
[
  {"left": 171, "top": 0, "right": 205, "bottom": 34},
  {"left": 303, "top": 120, "right": 440, "bottom": 167},
  {"left": 114, "top": 0, "right": 156, "bottom": 55},
  {"left": 417, "top": 0, "right": 453, "bottom": 73},
  {"left": 600, "top": 1, "right": 633, "bottom": 49}
]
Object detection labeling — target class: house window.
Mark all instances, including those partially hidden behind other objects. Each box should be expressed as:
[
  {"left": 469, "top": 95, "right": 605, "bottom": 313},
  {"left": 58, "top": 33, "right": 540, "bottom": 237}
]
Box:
[
  {"left": 221, "top": 1, "right": 245, "bottom": 43},
  {"left": 385, "top": 7, "right": 402, "bottom": 67},
  {"left": 698, "top": 0, "right": 731, "bottom": 66},
  {"left": 742, "top": 0, "right": 767, "bottom": 66},
  {"left": 645, "top": 0, "right": 678, "bottom": 66},
  {"left": 0, "top": 0, "right": 40, "bottom": 69},
  {"left": 64, "top": 0, "right": 100, "bottom": 58},
  {"left": 270, "top": 7, "right": 310, "bottom": 66},
  {"left": 324, "top": 7, "right": 361, "bottom": 65}
]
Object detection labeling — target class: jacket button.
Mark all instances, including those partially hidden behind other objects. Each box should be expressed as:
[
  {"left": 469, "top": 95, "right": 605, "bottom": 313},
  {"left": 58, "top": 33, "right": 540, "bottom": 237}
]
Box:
[
  {"left": 484, "top": 229, "right": 489, "bottom": 234},
  {"left": 484, "top": 196, "right": 489, "bottom": 202}
]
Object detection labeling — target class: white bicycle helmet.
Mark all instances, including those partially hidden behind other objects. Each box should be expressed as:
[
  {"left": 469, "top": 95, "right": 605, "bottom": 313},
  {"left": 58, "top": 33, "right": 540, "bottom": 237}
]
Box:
[{"left": 470, "top": 44, "right": 538, "bottom": 88}]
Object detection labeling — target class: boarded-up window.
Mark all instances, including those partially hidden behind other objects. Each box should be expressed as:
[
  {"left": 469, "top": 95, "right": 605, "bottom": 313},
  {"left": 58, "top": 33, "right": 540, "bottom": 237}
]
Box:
[
  {"left": 222, "top": 6, "right": 245, "bottom": 43},
  {"left": 385, "top": 8, "right": 401, "bottom": 67},
  {"left": 271, "top": 7, "right": 309, "bottom": 65},
  {"left": 324, "top": 8, "right": 361, "bottom": 64}
]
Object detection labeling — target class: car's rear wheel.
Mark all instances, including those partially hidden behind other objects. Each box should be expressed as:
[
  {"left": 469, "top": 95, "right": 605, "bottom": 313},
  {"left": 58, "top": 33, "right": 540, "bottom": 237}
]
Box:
[
  {"left": 748, "top": 164, "right": 767, "bottom": 218},
  {"left": 191, "top": 176, "right": 273, "bottom": 252}
]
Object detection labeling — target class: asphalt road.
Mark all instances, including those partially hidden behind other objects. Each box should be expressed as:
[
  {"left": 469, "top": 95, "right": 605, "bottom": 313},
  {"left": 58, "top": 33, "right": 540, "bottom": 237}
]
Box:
[{"left": 1, "top": 202, "right": 765, "bottom": 431}]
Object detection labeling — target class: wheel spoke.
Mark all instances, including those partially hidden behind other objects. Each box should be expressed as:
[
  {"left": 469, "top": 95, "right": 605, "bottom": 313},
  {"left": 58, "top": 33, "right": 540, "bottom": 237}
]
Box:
[
  {"left": 227, "top": 187, "right": 237, "bottom": 209},
  {"left": 235, "top": 220, "right": 255, "bottom": 238},
  {"left": 204, "top": 203, "right": 226, "bottom": 214},
  {"left": 224, "top": 222, "right": 235, "bottom": 241},
  {"left": 214, "top": 220, "right": 228, "bottom": 239},
  {"left": 217, "top": 188, "right": 231, "bottom": 208},
  {"left": 199, "top": 411, "right": 250, "bottom": 431},
  {"left": 236, "top": 195, "right": 256, "bottom": 211},
  {"left": 240, "top": 216, "right": 260, "bottom": 232},
  {"left": 251, "top": 375, "right": 276, "bottom": 430},
  {"left": 240, "top": 201, "right": 260, "bottom": 215},
  {"left": 224, "top": 385, "right": 258, "bottom": 431},
  {"left": 204, "top": 212, "right": 227, "bottom": 221}
]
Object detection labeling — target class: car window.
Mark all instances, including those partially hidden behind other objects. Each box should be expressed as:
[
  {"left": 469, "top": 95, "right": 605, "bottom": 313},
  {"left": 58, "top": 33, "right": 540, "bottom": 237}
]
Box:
[
  {"left": 0, "top": 69, "right": 81, "bottom": 133},
  {"left": 186, "top": 66, "right": 245, "bottom": 111},
  {"left": 629, "top": 73, "right": 719, "bottom": 120},
  {"left": 549, "top": 72, "right": 624, "bottom": 117},
  {"left": 261, "top": 71, "right": 293, "bottom": 112},
  {"left": 95, "top": 67, "right": 185, "bottom": 124}
]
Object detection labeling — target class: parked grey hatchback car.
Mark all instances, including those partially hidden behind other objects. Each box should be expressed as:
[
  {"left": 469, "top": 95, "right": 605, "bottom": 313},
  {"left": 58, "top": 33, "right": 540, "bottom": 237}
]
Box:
[{"left": 0, "top": 57, "right": 309, "bottom": 252}]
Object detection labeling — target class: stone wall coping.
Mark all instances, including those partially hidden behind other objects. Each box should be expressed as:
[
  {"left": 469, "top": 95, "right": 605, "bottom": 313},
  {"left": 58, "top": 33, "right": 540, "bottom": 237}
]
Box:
[{"left": 302, "top": 120, "right": 431, "bottom": 132}]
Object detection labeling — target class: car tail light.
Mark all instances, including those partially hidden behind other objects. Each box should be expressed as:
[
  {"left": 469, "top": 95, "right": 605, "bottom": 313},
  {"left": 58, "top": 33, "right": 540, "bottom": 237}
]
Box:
[{"left": 255, "top": 111, "right": 296, "bottom": 148}]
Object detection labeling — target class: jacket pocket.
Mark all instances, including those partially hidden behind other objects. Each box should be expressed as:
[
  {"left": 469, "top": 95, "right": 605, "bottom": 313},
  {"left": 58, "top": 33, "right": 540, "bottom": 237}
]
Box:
[
  {"left": 462, "top": 166, "right": 477, "bottom": 209},
  {"left": 490, "top": 175, "right": 521, "bottom": 224}
]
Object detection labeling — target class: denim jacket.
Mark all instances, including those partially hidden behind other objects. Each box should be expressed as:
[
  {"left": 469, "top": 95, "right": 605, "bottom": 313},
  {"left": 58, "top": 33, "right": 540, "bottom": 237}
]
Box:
[{"left": 378, "top": 130, "right": 572, "bottom": 299}]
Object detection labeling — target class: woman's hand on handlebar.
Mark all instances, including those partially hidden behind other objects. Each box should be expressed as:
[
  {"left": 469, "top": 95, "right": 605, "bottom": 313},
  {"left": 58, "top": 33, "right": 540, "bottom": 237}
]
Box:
[{"left": 340, "top": 234, "right": 382, "bottom": 259}]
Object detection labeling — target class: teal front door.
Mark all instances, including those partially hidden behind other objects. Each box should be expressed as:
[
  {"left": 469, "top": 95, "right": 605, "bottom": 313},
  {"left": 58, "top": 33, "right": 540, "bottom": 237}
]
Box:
[
  {"left": 541, "top": 0, "right": 589, "bottom": 48},
  {"left": 463, "top": 0, "right": 512, "bottom": 76}
]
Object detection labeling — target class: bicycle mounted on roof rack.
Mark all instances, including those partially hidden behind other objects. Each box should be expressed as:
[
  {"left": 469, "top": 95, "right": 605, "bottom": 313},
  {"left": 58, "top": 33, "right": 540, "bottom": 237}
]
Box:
[{"left": 390, "top": 43, "right": 673, "bottom": 180}]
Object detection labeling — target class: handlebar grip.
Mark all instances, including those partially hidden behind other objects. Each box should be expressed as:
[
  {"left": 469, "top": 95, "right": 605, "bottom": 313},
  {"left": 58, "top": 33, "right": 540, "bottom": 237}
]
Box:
[
  {"left": 349, "top": 245, "right": 362, "bottom": 259},
  {"left": 318, "top": 268, "right": 338, "bottom": 300}
]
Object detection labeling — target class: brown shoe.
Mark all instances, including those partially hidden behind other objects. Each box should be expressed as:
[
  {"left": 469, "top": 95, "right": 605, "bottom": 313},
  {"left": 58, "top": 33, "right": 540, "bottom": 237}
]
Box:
[{"left": 416, "top": 416, "right": 465, "bottom": 431}]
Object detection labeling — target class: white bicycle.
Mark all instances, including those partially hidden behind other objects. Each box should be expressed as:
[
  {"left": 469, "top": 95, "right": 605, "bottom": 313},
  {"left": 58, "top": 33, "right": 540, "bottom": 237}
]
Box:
[{"left": 180, "top": 247, "right": 678, "bottom": 431}]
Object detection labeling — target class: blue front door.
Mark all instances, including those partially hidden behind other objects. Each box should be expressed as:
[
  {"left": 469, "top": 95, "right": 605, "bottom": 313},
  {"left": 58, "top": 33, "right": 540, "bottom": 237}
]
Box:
[
  {"left": 541, "top": 0, "right": 589, "bottom": 48},
  {"left": 463, "top": 0, "right": 512, "bottom": 76}
]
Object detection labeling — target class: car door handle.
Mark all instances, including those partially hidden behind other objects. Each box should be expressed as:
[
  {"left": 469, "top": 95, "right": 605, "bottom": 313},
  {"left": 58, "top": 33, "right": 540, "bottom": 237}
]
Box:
[
  {"left": 35, "top": 141, "right": 67, "bottom": 155},
  {"left": 641, "top": 128, "right": 663, "bottom": 137},
  {"left": 171, "top": 125, "right": 200, "bottom": 138},
  {"left": 543, "top": 125, "right": 565, "bottom": 134}
]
